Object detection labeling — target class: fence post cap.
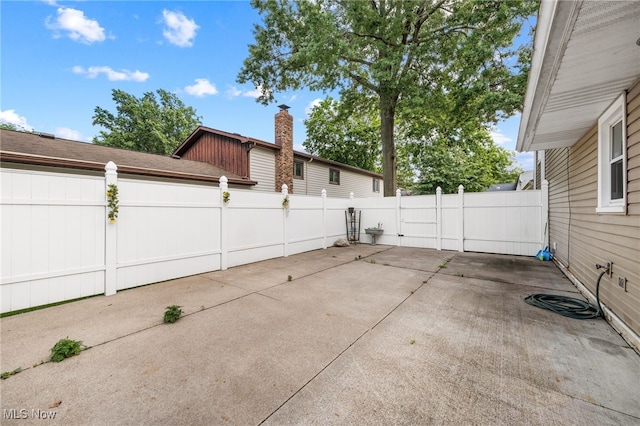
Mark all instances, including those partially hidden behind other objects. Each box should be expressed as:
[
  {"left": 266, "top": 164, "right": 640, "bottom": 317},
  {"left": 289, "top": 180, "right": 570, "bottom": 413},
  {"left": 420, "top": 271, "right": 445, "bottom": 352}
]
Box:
[
  {"left": 321, "top": 188, "right": 327, "bottom": 197},
  {"left": 436, "top": 187, "right": 442, "bottom": 194},
  {"left": 458, "top": 184, "right": 464, "bottom": 192},
  {"left": 281, "top": 184, "right": 288, "bottom": 196},
  {"left": 219, "top": 175, "right": 228, "bottom": 184},
  {"left": 105, "top": 161, "right": 117, "bottom": 172}
]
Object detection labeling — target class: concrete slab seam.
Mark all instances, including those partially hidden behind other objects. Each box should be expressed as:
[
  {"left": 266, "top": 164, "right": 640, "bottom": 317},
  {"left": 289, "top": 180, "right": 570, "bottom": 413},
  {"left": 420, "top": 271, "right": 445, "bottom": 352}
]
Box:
[
  {"left": 8, "top": 247, "right": 401, "bottom": 378},
  {"left": 437, "top": 269, "right": 581, "bottom": 294},
  {"left": 258, "top": 270, "right": 438, "bottom": 425}
]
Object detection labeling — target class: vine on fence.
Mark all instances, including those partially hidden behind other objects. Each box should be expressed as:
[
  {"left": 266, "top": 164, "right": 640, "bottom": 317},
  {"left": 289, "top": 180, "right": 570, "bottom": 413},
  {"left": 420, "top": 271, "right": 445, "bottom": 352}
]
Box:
[{"left": 107, "top": 184, "right": 119, "bottom": 223}]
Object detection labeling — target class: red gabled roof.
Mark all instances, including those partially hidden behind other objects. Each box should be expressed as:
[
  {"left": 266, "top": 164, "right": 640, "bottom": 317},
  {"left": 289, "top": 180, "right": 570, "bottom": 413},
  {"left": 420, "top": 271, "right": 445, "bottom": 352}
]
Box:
[
  {"left": 174, "top": 125, "right": 277, "bottom": 157},
  {"left": 174, "top": 126, "right": 383, "bottom": 179}
]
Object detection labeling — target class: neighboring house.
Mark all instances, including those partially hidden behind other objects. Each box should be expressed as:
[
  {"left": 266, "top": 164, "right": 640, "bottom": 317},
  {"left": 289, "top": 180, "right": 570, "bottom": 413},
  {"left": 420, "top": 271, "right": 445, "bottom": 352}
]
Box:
[
  {"left": 173, "top": 105, "right": 384, "bottom": 198},
  {"left": 0, "top": 106, "right": 383, "bottom": 198},
  {"left": 486, "top": 182, "right": 517, "bottom": 192},
  {"left": 0, "top": 129, "right": 254, "bottom": 187},
  {"left": 517, "top": 1, "right": 640, "bottom": 349},
  {"left": 517, "top": 170, "right": 534, "bottom": 191}
]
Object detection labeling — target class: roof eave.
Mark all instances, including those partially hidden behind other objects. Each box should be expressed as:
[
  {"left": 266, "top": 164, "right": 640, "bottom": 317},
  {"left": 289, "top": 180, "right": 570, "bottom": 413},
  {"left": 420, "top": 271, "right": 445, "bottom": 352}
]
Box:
[
  {"left": 0, "top": 151, "right": 256, "bottom": 186},
  {"left": 516, "top": 0, "right": 581, "bottom": 153},
  {"left": 517, "top": 1, "right": 640, "bottom": 153}
]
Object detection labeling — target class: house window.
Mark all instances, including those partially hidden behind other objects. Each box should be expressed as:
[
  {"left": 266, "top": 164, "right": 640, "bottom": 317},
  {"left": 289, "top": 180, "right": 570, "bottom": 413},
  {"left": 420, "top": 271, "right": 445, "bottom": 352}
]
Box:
[
  {"left": 372, "top": 178, "right": 380, "bottom": 193},
  {"left": 294, "top": 160, "right": 304, "bottom": 179},
  {"left": 329, "top": 168, "right": 340, "bottom": 185},
  {"left": 597, "top": 94, "right": 626, "bottom": 213}
]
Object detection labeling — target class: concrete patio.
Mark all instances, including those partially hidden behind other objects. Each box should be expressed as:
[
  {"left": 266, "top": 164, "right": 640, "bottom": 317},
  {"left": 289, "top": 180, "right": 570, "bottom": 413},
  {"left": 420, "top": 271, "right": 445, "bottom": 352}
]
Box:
[{"left": 1, "top": 246, "right": 639, "bottom": 425}]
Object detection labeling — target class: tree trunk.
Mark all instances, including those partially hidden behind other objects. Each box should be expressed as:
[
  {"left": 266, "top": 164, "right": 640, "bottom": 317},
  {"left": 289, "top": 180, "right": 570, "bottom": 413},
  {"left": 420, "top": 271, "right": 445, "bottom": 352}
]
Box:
[{"left": 380, "top": 93, "right": 398, "bottom": 197}]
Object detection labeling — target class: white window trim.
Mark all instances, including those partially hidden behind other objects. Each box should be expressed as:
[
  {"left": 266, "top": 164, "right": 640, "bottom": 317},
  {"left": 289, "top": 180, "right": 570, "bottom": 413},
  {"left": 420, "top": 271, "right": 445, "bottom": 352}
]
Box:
[
  {"left": 293, "top": 160, "right": 304, "bottom": 180},
  {"left": 329, "top": 168, "right": 340, "bottom": 185},
  {"left": 596, "top": 93, "right": 627, "bottom": 214}
]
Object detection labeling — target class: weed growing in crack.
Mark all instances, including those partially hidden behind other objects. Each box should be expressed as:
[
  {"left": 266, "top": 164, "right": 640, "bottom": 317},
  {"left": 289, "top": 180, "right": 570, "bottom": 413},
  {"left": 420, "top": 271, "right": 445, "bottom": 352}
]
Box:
[
  {"left": 1, "top": 367, "right": 22, "bottom": 380},
  {"left": 50, "top": 338, "right": 83, "bottom": 362},
  {"left": 163, "top": 305, "right": 183, "bottom": 324}
]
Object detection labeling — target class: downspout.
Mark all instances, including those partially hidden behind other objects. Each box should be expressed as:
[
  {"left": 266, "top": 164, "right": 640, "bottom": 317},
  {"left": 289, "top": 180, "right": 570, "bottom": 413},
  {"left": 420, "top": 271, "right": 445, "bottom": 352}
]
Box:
[{"left": 534, "top": 151, "right": 538, "bottom": 190}]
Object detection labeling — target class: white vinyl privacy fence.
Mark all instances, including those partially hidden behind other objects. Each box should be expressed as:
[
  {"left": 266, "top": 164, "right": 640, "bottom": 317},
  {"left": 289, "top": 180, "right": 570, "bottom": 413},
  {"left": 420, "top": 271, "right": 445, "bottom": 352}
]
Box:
[{"left": 1, "top": 162, "right": 547, "bottom": 313}]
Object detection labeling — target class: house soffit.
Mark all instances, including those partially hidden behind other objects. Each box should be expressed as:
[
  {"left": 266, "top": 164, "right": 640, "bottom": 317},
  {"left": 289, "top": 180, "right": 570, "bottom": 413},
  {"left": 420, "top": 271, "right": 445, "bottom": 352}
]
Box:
[{"left": 517, "top": 1, "right": 640, "bottom": 152}]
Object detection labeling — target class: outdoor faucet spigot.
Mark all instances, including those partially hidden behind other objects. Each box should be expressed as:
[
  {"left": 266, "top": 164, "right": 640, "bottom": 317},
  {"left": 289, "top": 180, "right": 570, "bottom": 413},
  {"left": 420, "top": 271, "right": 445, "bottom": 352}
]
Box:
[{"left": 596, "top": 262, "right": 612, "bottom": 277}]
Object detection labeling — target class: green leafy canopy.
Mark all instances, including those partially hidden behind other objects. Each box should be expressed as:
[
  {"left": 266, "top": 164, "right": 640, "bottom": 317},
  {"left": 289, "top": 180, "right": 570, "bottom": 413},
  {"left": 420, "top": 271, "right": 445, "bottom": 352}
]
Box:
[
  {"left": 238, "top": 0, "right": 537, "bottom": 195},
  {"left": 92, "top": 89, "right": 202, "bottom": 155},
  {"left": 304, "top": 94, "right": 523, "bottom": 194}
]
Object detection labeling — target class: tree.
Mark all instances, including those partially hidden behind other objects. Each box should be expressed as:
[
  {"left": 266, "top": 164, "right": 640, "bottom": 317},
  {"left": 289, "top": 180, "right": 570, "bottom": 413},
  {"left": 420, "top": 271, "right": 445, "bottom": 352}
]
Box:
[
  {"left": 304, "top": 95, "right": 522, "bottom": 194},
  {"left": 92, "top": 89, "right": 202, "bottom": 155},
  {"left": 303, "top": 97, "right": 381, "bottom": 171},
  {"left": 0, "top": 122, "right": 30, "bottom": 132},
  {"left": 238, "top": 0, "right": 537, "bottom": 195},
  {"left": 408, "top": 127, "right": 523, "bottom": 194}
]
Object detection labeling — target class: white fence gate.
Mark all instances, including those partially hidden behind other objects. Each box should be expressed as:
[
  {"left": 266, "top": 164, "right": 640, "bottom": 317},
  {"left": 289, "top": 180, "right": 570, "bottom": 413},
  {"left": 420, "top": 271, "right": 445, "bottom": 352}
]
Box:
[
  {"left": 353, "top": 185, "right": 548, "bottom": 257},
  {"left": 1, "top": 163, "right": 547, "bottom": 313}
]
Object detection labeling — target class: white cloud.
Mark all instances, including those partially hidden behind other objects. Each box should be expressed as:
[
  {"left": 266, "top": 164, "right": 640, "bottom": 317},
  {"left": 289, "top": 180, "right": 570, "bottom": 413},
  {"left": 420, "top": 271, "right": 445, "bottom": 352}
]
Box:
[
  {"left": 225, "top": 86, "right": 242, "bottom": 98},
  {"left": 0, "top": 110, "right": 34, "bottom": 131},
  {"left": 490, "top": 128, "right": 512, "bottom": 145},
  {"left": 515, "top": 152, "right": 534, "bottom": 171},
  {"left": 304, "top": 98, "right": 322, "bottom": 116},
  {"left": 226, "top": 84, "right": 271, "bottom": 100},
  {"left": 288, "top": 94, "right": 297, "bottom": 103},
  {"left": 55, "top": 127, "right": 89, "bottom": 141},
  {"left": 184, "top": 78, "right": 218, "bottom": 97},
  {"left": 161, "top": 10, "right": 199, "bottom": 47},
  {"left": 73, "top": 66, "right": 149, "bottom": 82},
  {"left": 243, "top": 84, "right": 270, "bottom": 99},
  {"left": 45, "top": 7, "right": 106, "bottom": 44}
]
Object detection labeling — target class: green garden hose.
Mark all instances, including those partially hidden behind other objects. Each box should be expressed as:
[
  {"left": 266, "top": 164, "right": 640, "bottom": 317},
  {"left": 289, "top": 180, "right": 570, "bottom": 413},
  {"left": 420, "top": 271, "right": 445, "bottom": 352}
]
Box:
[{"left": 524, "top": 271, "right": 605, "bottom": 320}]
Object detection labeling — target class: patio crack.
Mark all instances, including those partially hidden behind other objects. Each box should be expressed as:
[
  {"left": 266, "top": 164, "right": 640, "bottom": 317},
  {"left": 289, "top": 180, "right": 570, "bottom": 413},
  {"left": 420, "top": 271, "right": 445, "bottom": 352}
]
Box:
[
  {"left": 257, "top": 270, "right": 437, "bottom": 425},
  {"left": 74, "top": 247, "right": 401, "bottom": 360},
  {"left": 437, "top": 269, "right": 582, "bottom": 293}
]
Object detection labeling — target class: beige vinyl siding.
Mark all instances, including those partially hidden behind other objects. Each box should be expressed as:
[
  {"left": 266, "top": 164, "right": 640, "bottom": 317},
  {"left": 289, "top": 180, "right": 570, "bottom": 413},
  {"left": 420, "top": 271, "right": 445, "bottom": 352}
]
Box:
[
  {"left": 548, "top": 81, "right": 640, "bottom": 338},
  {"left": 292, "top": 158, "right": 308, "bottom": 195},
  {"left": 306, "top": 161, "right": 382, "bottom": 198},
  {"left": 249, "top": 147, "right": 276, "bottom": 192},
  {"left": 546, "top": 147, "right": 570, "bottom": 265},
  {"left": 628, "top": 81, "right": 640, "bottom": 216}
]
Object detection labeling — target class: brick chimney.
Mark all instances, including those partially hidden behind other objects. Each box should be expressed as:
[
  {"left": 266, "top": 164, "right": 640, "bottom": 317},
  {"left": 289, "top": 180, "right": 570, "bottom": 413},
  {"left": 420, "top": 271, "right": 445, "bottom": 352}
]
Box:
[{"left": 275, "top": 104, "right": 294, "bottom": 193}]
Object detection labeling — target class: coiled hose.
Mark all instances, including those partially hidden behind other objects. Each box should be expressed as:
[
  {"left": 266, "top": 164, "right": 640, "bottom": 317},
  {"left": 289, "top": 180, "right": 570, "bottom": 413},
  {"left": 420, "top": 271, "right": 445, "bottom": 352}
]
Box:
[{"left": 524, "top": 271, "right": 605, "bottom": 320}]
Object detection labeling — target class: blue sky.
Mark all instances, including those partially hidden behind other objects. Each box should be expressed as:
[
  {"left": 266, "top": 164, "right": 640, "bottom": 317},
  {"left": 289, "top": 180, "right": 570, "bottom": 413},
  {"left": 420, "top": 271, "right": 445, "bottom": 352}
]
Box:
[{"left": 1, "top": 1, "right": 533, "bottom": 171}]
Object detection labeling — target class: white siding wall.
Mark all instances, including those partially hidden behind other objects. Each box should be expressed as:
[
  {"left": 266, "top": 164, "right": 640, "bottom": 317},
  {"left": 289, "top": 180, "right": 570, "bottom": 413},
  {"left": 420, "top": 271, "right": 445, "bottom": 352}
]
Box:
[
  {"left": 249, "top": 147, "right": 276, "bottom": 192},
  {"left": 306, "top": 161, "right": 382, "bottom": 198},
  {"left": 292, "top": 159, "right": 308, "bottom": 195},
  {"left": 545, "top": 81, "right": 640, "bottom": 343}
]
